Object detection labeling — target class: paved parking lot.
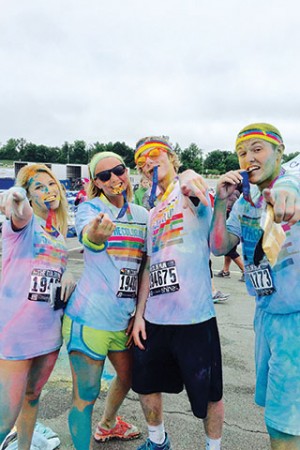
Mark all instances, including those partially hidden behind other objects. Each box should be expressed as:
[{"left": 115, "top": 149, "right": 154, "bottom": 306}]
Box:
[{"left": 0, "top": 236, "right": 270, "bottom": 449}]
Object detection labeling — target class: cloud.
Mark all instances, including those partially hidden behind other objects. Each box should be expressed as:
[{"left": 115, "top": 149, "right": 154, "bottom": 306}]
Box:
[{"left": 0, "top": 0, "right": 299, "bottom": 153}]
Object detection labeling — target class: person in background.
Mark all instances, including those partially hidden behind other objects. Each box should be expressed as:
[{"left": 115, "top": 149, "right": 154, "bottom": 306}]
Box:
[
  {"left": 74, "top": 178, "right": 89, "bottom": 206},
  {"left": 215, "top": 185, "right": 245, "bottom": 281},
  {"left": 134, "top": 175, "right": 150, "bottom": 206},
  {"left": 210, "top": 123, "right": 300, "bottom": 450},
  {"left": 132, "top": 136, "right": 224, "bottom": 450},
  {"left": 0, "top": 164, "right": 75, "bottom": 450},
  {"left": 62, "top": 151, "right": 148, "bottom": 450}
]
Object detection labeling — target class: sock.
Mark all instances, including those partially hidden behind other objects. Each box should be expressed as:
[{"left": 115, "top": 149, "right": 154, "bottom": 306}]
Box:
[
  {"left": 148, "top": 423, "right": 165, "bottom": 445},
  {"left": 206, "top": 436, "right": 221, "bottom": 450}
]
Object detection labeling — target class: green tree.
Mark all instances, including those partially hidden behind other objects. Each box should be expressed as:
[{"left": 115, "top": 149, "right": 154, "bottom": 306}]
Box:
[
  {"left": 224, "top": 152, "right": 239, "bottom": 171},
  {"left": 204, "top": 150, "right": 238, "bottom": 174},
  {"left": 0, "top": 138, "right": 20, "bottom": 160},
  {"left": 179, "top": 143, "right": 203, "bottom": 173},
  {"left": 282, "top": 152, "right": 300, "bottom": 163}
]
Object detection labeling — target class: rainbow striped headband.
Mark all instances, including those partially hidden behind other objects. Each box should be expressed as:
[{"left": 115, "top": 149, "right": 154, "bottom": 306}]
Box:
[
  {"left": 236, "top": 127, "right": 283, "bottom": 149},
  {"left": 134, "top": 139, "right": 174, "bottom": 163}
]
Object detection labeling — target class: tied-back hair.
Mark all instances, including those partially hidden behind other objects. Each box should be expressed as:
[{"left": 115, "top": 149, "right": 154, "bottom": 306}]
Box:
[
  {"left": 87, "top": 163, "right": 133, "bottom": 202},
  {"left": 16, "top": 164, "right": 69, "bottom": 237}
]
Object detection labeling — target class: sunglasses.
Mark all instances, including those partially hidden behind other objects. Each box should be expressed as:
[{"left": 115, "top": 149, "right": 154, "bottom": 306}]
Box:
[
  {"left": 136, "top": 148, "right": 168, "bottom": 168},
  {"left": 94, "top": 164, "right": 126, "bottom": 182}
]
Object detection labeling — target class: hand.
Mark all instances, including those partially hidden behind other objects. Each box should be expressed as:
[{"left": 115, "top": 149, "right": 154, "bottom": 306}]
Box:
[
  {"left": 0, "top": 187, "right": 28, "bottom": 219},
  {"left": 179, "top": 170, "right": 209, "bottom": 206},
  {"left": 263, "top": 187, "right": 300, "bottom": 226},
  {"left": 86, "top": 212, "right": 116, "bottom": 245},
  {"left": 132, "top": 315, "right": 147, "bottom": 350},
  {"left": 125, "top": 316, "right": 135, "bottom": 347},
  {"left": 216, "top": 170, "right": 243, "bottom": 200},
  {"left": 60, "top": 271, "right": 76, "bottom": 302}
]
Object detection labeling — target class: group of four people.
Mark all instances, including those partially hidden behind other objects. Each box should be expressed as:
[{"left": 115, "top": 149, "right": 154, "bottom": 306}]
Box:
[{"left": 0, "top": 123, "right": 299, "bottom": 450}]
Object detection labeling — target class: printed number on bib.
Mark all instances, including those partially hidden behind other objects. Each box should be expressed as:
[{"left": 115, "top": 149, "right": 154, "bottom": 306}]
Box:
[
  {"left": 150, "top": 260, "right": 180, "bottom": 296},
  {"left": 245, "top": 263, "right": 276, "bottom": 296},
  {"left": 28, "top": 269, "right": 61, "bottom": 302},
  {"left": 117, "top": 268, "right": 138, "bottom": 298}
]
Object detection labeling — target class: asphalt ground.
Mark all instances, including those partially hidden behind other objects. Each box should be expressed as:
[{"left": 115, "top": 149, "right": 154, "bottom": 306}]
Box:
[{"left": 0, "top": 236, "right": 270, "bottom": 450}]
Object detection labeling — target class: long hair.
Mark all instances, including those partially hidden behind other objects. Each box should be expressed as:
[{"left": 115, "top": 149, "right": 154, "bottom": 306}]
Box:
[{"left": 16, "top": 164, "right": 69, "bottom": 237}]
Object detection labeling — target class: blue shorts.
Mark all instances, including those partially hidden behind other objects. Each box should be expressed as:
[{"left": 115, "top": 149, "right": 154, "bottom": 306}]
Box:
[
  {"left": 254, "top": 308, "right": 300, "bottom": 435},
  {"left": 62, "top": 315, "right": 129, "bottom": 360}
]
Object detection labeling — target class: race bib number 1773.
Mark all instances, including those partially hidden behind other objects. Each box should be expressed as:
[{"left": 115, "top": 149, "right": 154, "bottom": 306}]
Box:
[{"left": 150, "top": 259, "right": 180, "bottom": 296}]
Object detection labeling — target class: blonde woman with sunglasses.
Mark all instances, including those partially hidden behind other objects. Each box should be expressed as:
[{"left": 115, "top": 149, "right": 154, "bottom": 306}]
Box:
[
  {"left": 62, "top": 152, "right": 148, "bottom": 450},
  {"left": 0, "top": 164, "right": 75, "bottom": 450}
]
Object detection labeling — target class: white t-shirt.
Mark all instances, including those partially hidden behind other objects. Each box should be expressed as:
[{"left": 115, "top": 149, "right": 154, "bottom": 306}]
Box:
[{"left": 0, "top": 215, "right": 68, "bottom": 360}]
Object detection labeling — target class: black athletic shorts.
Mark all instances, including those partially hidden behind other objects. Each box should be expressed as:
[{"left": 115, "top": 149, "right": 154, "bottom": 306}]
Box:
[
  {"left": 132, "top": 317, "right": 223, "bottom": 418},
  {"left": 225, "top": 244, "right": 239, "bottom": 260}
]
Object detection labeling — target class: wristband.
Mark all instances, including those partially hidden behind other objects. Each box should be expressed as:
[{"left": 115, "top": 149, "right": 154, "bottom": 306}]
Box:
[{"left": 82, "top": 232, "right": 108, "bottom": 252}]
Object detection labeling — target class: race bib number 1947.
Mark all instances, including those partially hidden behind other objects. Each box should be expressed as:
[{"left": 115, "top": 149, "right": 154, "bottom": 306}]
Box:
[
  {"left": 28, "top": 268, "right": 61, "bottom": 302},
  {"left": 150, "top": 259, "right": 180, "bottom": 296}
]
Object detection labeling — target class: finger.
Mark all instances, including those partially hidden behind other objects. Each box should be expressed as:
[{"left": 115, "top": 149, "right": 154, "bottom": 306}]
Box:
[
  {"left": 91, "top": 213, "right": 105, "bottom": 230},
  {"left": 262, "top": 188, "right": 275, "bottom": 205},
  {"left": 134, "top": 335, "right": 145, "bottom": 350},
  {"left": 271, "top": 192, "right": 286, "bottom": 223},
  {"left": 126, "top": 335, "right": 133, "bottom": 347},
  {"left": 283, "top": 194, "right": 297, "bottom": 222},
  {"left": 12, "top": 190, "right": 26, "bottom": 202},
  {"left": 60, "top": 285, "right": 67, "bottom": 301}
]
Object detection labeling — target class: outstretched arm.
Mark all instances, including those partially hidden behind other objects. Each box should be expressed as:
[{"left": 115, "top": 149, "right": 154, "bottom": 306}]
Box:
[
  {"left": 178, "top": 170, "right": 209, "bottom": 206},
  {"left": 0, "top": 187, "right": 32, "bottom": 230},
  {"left": 263, "top": 177, "right": 300, "bottom": 226}
]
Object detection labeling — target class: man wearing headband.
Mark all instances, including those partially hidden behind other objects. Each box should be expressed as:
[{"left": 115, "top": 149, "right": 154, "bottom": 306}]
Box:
[
  {"left": 210, "top": 123, "right": 300, "bottom": 449},
  {"left": 132, "top": 136, "right": 224, "bottom": 450}
]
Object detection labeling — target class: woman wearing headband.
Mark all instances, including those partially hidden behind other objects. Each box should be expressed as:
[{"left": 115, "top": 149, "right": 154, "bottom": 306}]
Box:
[
  {"left": 0, "top": 164, "right": 74, "bottom": 449},
  {"left": 62, "top": 152, "right": 148, "bottom": 449}
]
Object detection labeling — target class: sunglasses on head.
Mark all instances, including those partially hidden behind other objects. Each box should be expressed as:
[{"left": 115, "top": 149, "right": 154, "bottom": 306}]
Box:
[
  {"left": 136, "top": 147, "right": 168, "bottom": 168},
  {"left": 94, "top": 164, "right": 126, "bottom": 182}
]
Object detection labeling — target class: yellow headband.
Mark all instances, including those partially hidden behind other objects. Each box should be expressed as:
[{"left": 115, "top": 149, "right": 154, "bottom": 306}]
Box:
[{"left": 235, "top": 123, "right": 283, "bottom": 150}]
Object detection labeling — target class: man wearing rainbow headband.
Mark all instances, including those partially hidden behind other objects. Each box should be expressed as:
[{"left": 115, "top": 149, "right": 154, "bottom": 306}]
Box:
[
  {"left": 132, "top": 136, "right": 224, "bottom": 450},
  {"left": 210, "top": 123, "right": 300, "bottom": 449}
]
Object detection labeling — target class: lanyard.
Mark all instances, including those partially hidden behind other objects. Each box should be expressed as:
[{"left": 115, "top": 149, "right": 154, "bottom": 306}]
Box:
[
  {"left": 149, "top": 166, "right": 158, "bottom": 208},
  {"left": 100, "top": 192, "right": 133, "bottom": 221},
  {"left": 241, "top": 168, "right": 285, "bottom": 208},
  {"left": 159, "top": 177, "right": 179, "bottom": 203}
]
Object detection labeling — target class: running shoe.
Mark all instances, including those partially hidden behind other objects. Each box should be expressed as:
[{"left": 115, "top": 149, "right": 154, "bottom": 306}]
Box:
[
  {"left": 0, "top": 429, "right": 17, "bottom": 450},
  {"left": 137, "top": 433, "right": 172, "bottom": 450},
  {"left": 215, "top": 270, "right": 230, "bottom": 278},
  {"left": 212, "top": 290, "right": 229, "bottom": 303},
  {"left": 239, "top": 273, "right": 245, "bottom": 282},
  {"left": 94, "top": 416, "right": 140, "bottom": 442}
]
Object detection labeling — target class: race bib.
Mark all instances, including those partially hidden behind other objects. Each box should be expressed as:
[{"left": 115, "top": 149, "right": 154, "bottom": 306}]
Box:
[
  {"left": 28, "top": 268, "right": 61, "bottom": 302},
  {"left": 150, "top": 259, "right": 180, "bottom": 296},
  {"left": 117, "top": 268, "right": 138, "bottom": 298},
  {"left": 245, "top": 263, "right": 276, "bottom": 296}
]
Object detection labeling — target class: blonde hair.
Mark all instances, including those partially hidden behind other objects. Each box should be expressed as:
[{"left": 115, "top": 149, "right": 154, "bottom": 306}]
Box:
[
  {"left": 87, "top": 153, "right": 133, "bottom": 202},
  {"left": 16, "top": 164, "right": 69, "bottom": 237}
]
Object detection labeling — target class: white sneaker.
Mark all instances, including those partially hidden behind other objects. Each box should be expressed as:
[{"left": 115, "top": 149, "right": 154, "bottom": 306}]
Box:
[{"left": 212, "top": 291, "right": 229, "bottom": 304}]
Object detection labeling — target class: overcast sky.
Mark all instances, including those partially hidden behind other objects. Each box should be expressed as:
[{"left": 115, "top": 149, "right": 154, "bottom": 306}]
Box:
[{"left": 0, "top": 0, "right": 299, "bottom": 154}]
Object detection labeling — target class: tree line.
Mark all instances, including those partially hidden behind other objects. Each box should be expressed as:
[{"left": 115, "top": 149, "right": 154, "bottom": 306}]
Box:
[{"left": 0, "top": 138, "right": 298, "bottom": 175}]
